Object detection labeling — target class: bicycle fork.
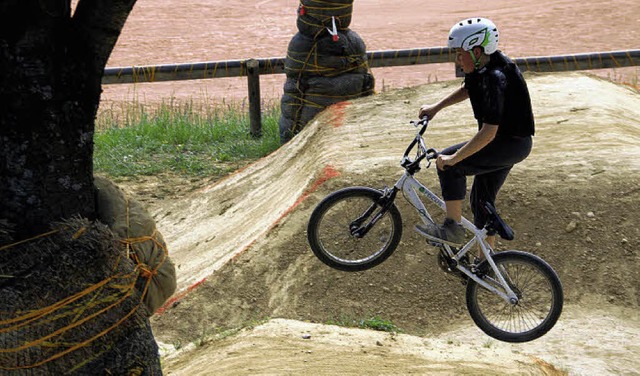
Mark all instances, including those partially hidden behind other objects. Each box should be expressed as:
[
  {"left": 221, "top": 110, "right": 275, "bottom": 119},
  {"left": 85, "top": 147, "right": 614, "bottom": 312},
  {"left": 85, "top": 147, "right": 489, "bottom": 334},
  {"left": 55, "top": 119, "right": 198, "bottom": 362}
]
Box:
[{"left": 349, "top": 187, "right": 398, "bottom": 238}]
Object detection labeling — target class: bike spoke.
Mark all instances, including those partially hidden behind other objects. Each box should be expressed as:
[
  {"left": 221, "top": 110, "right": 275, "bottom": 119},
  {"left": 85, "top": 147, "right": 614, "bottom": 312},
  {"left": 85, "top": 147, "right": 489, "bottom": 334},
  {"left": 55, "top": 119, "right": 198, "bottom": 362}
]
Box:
[
  {"left": 317, "top": 195, "right": 394, "bottom": 264},
  {"left": 472, "top": 256, "right": 558, "bottom": 336}
]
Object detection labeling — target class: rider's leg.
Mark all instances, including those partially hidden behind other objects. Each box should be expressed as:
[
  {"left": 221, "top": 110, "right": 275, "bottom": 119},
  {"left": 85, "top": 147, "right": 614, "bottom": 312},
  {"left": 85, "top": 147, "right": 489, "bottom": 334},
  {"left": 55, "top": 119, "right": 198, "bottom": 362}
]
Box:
[
  {"left": 445, "top": 199, "right": 463, "bottom": 223},
  {"left": 432, "top": 136, "right": 531, "bottom": 250},
  {"left": 424, "top": 139, "right": 521, "bottom": 245},
  {"left": 414, "top": 143, "right": 467, "bottom": 244},
  {"left": 438, "top": 142, "right": 467, "bottom": 226},
  {"left": 471, "top": 169, "right": 511, "bottom": 258}
]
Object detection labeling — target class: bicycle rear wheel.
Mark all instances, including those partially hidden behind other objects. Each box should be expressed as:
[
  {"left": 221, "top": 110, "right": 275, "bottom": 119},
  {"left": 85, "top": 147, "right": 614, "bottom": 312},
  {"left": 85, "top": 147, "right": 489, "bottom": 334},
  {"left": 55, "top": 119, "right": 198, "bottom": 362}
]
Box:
[
  {"left": 307, "top": 187, "right": 402, "bottom": 272},
  {"left": 466, "top": 251, "right": 563, "bottom": 343}
]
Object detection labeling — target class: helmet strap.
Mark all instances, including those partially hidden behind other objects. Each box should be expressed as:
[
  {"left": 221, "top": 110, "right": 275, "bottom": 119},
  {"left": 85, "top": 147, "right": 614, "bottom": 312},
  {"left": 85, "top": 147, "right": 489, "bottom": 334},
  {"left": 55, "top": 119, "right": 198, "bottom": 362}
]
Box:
[{"left": 469, "top": 50, "right": 481, "bottom": 70}]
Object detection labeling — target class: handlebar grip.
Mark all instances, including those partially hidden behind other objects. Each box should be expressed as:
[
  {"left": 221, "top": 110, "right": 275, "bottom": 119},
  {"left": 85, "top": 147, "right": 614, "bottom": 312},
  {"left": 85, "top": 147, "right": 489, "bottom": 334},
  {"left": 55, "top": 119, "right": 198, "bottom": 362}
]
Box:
[{"left": 409, "top": 116, "right": 429, "bottom": 128}]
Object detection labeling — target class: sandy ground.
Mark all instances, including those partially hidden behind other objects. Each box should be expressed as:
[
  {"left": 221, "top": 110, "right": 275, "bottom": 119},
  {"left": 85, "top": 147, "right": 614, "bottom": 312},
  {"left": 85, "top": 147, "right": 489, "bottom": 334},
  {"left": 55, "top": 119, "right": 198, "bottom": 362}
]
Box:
[
  {"left": 94, "top": 1, "right": 640, "bottom": 374},
  {"left": 133, "top": 73, "right": 640, "bottom": 375},
  {"left": 161, "top": 304, "right": 640, "bottom": 376}
]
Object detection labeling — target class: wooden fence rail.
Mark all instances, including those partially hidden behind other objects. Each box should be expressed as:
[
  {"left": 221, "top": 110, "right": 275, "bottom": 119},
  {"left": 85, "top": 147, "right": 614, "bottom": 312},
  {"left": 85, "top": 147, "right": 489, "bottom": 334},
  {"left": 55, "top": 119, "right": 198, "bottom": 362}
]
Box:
[
  {"left": 102, "top": 48, "right": 640, "bottom": 135},
  {"left": 103, "top": 48, "right": 640, "bottom": 84}
]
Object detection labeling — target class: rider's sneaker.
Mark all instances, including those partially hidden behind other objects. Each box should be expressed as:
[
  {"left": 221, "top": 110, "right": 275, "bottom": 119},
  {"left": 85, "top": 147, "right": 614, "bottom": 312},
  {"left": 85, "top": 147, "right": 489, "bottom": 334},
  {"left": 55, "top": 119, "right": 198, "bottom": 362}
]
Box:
[{"left": 416, "top": 218, "right": 465, "bottom": 246}]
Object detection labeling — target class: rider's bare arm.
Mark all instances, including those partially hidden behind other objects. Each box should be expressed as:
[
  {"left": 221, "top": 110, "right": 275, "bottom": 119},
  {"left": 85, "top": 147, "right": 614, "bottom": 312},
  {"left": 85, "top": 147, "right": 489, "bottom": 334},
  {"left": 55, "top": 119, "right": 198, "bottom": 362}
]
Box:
[
  {"left": 437, "top": 123, "right": 498, "bottom": 169},
  {"left": 419, "top": 85, "right": 469, "bottom": 119}
]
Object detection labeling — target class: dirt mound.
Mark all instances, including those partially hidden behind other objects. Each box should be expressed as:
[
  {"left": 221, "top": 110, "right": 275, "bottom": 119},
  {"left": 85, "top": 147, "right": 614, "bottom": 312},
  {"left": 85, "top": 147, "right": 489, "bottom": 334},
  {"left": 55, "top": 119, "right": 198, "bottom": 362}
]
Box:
[
  {"left": 160, "top": 306, "right": 640, "bottom": 375},
  {"left": 144, "top": 73, "right": 639, "bottom": 374}
]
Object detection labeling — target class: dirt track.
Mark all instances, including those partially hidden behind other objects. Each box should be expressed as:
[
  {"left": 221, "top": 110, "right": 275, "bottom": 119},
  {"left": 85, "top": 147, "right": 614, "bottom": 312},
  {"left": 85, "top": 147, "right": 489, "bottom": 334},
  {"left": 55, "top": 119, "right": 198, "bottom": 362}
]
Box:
[
  {"left": 98, "top": 1, "right": 640, "bottom": 374},
  {"left": 137, "top": 73, "right": 640, "bottom": 375},
  {"left": 160, "top": 308, "right": 640, "bottom": 375}
]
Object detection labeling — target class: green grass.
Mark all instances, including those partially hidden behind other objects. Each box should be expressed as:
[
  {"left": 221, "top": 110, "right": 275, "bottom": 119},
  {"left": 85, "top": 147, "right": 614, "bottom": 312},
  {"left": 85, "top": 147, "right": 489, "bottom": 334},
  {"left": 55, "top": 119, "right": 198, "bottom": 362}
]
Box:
[
  {"left": 327, "top": 315, "right": 402, "bottom": 333},
  {"left": 94, "top": 99, "right": 281, "bottom": 178},
  {"left": 191, "top": 316, "right": 271, "bottom": 349}
]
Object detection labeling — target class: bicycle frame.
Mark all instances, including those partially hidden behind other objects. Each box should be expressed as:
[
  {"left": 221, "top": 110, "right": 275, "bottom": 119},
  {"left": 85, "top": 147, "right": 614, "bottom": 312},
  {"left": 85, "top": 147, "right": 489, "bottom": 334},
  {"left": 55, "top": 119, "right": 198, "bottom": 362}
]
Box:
[{"left": 392, "top": 170, "right": 519, "bottom": 304}]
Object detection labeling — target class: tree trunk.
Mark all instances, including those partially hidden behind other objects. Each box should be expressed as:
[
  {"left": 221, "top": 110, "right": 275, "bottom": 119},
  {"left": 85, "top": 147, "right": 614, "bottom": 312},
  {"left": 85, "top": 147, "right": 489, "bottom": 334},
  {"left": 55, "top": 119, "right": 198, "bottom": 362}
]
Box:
[
  {"left": 0, "top": 1, "right": 163, "bottom": 374},
  {"left": 0, "top": 0, "right": 139, "bottom": 237},
  {"left": 0, "top": 1, "right": 97, "bottom": 237}
]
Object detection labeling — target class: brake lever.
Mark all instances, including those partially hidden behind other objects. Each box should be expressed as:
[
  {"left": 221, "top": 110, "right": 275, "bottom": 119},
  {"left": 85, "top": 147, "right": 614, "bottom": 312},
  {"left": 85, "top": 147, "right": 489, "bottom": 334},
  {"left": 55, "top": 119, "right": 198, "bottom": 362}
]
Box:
[
  {"left": 409, "top": 116, "right": 429, "bottom": 128},
  {"left": 422, "top": 148, "right": 439, "bottom": 169},
  {"left": 425, "top": 148, "right": 439, "bottom": 160}
]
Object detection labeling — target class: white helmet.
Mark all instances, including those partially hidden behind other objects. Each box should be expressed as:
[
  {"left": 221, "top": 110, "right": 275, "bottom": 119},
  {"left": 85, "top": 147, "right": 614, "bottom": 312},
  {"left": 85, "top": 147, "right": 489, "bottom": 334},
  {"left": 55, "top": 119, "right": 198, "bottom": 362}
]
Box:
[{"left": 448, "top": 18, "right": 499, "bottom": 55}]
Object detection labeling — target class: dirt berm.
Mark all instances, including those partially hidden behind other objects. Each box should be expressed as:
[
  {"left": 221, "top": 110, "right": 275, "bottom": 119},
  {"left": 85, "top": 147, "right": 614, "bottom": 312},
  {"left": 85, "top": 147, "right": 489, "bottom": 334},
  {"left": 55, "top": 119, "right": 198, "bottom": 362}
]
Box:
[{"left": 144, "top": 73, "right": 639, "bottom": 375}]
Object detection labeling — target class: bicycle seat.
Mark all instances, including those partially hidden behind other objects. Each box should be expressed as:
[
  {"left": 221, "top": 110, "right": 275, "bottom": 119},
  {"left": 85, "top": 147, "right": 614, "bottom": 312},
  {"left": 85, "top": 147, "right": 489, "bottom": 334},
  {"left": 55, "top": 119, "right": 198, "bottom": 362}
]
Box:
[{"left": 483, "top": 202, "right": 514, "bottom": 241}]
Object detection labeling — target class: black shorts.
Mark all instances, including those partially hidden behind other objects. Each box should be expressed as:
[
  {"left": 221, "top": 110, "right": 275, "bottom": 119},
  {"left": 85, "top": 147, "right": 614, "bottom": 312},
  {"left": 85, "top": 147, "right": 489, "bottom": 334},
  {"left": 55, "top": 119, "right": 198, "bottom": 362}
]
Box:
[{"left": 437, "top": 134, "right": 532, "bottom": 228}]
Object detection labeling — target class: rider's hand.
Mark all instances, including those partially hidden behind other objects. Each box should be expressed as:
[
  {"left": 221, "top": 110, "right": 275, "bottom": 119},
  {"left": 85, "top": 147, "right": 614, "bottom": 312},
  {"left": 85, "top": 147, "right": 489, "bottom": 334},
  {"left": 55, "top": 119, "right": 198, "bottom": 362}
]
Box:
[
  {"left": 436, "top": 153, "right": 457, "bottom": 171},
  {"left": 418, "top": 104, "right": 438, "bottom": 120}
]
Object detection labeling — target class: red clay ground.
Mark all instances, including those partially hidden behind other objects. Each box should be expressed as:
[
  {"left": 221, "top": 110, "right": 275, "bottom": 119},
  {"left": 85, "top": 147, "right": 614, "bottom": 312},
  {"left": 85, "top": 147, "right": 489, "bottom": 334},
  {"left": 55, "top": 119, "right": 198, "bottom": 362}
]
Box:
[{"left": 99, "top": 0, "right": 640, "bottom": 108}]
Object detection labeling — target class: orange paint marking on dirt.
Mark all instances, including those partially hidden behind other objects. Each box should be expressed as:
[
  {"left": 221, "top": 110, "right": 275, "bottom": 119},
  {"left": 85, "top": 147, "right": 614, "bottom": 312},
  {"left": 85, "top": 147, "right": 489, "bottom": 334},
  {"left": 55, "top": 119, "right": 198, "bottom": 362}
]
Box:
[
  {"left": 156, "top": 165, "right": 341, "bottom": 314},
  {"left": 329, "top": 101, "right": 350, "bottom": 128},
  {"left": 155, "top": 277, "right": 207, "bottom": 315},
  {"left": 277, "top": 164, "right": 341, "bottom": 221},
  {"left": 231, "top": 164, "right": 341, "bottom": 260}
]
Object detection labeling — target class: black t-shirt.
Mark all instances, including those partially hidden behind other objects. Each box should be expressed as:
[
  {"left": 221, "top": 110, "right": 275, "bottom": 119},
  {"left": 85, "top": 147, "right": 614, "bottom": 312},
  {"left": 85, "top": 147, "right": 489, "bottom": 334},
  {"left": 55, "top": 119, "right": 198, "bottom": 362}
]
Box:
[{"left": 464, "top": 51, "right": 535, "bottom": 137}]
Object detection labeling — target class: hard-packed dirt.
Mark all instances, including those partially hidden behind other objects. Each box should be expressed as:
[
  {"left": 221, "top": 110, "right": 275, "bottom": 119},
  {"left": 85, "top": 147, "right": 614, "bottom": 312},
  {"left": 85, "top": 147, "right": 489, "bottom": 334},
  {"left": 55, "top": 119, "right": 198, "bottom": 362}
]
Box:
[
  {"left": 116, "top": 73, "right": 640, "bottom": 375},
  {"left": 99, "top": 1, "right": 640, "bottom": 374}
]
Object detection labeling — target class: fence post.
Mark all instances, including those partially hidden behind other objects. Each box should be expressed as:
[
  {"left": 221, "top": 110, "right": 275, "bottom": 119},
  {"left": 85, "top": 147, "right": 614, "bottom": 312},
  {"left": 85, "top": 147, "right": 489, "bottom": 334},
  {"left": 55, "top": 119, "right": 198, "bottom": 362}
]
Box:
[
  {"left": 455, "top": 64, "right": 464, "bottom": 77},
  {"left": 246, "top": 59, "right": 262, "bottom": 138}
]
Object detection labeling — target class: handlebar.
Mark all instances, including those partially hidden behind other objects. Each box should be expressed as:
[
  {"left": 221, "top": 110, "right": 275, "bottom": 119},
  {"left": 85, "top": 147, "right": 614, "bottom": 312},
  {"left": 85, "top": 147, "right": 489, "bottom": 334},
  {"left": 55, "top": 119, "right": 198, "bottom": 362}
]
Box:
[
  {"left": 400, "top": 117, "right": 439, "bottom": 173},
  {"left": 409, "top": 116, "right": 429, "bottom": 131}
]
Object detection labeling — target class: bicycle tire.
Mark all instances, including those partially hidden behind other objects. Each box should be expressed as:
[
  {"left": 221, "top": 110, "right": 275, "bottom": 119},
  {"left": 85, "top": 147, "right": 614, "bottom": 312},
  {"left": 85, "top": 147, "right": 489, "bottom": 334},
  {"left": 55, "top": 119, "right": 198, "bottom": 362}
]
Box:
[
  {"left": 307, "top": 186, "right": 402, "bottom": 272},
  {"left": 465, "top": 251, "right": 563, "bottom": 342}
]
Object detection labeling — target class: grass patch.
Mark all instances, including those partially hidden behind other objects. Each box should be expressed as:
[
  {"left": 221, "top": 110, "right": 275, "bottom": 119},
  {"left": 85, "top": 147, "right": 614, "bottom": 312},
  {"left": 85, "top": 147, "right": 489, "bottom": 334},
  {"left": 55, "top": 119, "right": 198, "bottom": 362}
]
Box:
[
  {"left": 327, "top": 315, "right": 402, "bottom": 333},
  {"left": 192, "top": 316, "right": 271, "bottom": 349},
  {"left": 94, "top": 99, "right": 281, "bottom": 178}
]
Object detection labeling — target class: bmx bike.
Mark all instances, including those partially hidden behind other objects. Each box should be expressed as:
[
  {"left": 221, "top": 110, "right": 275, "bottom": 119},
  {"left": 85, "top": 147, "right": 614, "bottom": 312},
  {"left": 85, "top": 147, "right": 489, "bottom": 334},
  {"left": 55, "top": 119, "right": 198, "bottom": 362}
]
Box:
[{"left": 307, "top": 117, "right": 563, "bottom": 343}]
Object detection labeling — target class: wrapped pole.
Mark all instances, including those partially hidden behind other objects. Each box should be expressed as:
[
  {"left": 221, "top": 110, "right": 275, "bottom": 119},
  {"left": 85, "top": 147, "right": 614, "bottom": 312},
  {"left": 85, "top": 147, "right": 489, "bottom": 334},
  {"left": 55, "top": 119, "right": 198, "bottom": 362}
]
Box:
[
  {"left": 278, "top": 0, "right": 375, "bottom": 143},
  {"left": 247, "top": 59, "right": 262, "bottom": 138}
]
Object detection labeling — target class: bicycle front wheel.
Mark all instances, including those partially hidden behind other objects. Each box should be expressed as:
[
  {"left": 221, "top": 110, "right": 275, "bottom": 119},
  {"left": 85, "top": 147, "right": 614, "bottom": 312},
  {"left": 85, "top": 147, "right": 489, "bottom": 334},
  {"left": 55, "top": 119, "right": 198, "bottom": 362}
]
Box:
[
  {"left": 466, "top": 251, "right": 563, "bottom": 343},
  {"left": 307, "top": 187, "right": 402, "bottom": 272}
]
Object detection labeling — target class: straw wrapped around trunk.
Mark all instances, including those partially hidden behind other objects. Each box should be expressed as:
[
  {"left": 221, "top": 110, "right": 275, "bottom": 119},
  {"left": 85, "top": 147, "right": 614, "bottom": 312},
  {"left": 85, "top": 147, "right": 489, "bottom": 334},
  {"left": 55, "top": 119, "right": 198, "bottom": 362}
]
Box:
[{"left": 94, "top": 176, "right": 177, "bottom": 315}]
